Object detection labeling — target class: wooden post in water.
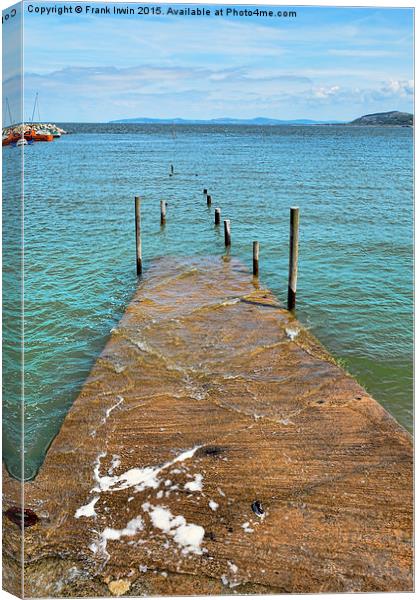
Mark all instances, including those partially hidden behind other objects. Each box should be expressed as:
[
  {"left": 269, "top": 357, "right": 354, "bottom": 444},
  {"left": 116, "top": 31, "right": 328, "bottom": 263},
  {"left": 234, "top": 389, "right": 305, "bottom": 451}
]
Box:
[
  {"left": 170, "top": 164, "right": 174, "bottom": 176},
  {"left": 160, "top": 200, "right": 167, "bottom": 225},
  {"left": 224, "top": 220, "right": 231, "bottom": 247},
  {"left": 207, "top": 194, "right": 212, "bottom": 207},
  {"left": 135, "top": 196, "right": 142, "bottom": 275},
  {"left": 288, "top": 207, "right": 299, "bottom": 310},
  {"left": 203, "top": 189, "right": 208, "bottom": 201},
  {"left": 215, "top": 208, "right": 221, "bottom": 225},
  {"left": 253, "top": 241, "right": 260, "bottom": 277}
]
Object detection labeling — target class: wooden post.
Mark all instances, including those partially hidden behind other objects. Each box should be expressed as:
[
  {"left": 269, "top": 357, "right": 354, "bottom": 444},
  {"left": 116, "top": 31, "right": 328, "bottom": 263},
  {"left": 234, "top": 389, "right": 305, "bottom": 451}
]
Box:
[
  {"left": 207, "top": 194, "right": 212, "bottom": 207},
  {"left": 160, "top": 200, "right": 167, "bottom": 225},
  {"left": 215, "top": 208, "right": 221, "bottom": 225},
  {"left": 253, "top": 241, "right": 259, "bottom": 277},
  {"left": 288, "top": 207, "right": 299, "bottom": 310},
  {"left": 135, "top": 196, "right": 142, "bottom": 275},
  {"left": 224, "top": 220, "right": 231, "bottom": 247},
  {"left": 170, "top": 164, "right": 174, "bottom": 176},
  {"left": 203, "top": 188, "right": 208, "bottom": 200}
]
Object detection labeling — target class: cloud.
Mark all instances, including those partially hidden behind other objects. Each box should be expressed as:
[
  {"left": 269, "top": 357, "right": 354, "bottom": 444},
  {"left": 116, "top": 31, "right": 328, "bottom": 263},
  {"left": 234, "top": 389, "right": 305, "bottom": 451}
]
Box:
[
  {"left": 379, "top": 79, "right": 413, "bottom": 96},
  {"left": 22, "top": 14, "right": 293, "bottom": 74},
  {"left": 14, "top": 57, "right": 413, "bottom": 123},
  {"left": 328, "top": 49, "right": 402, "bottom": 58},
  {"left": 312, "top": 85, "right": 341, "bottom": 99},
  {"left": 300, "top": 79, "right": 414, "bottom": 111},
  {"left": 20, "top": 64, "right": 314, "bottom": 118}
]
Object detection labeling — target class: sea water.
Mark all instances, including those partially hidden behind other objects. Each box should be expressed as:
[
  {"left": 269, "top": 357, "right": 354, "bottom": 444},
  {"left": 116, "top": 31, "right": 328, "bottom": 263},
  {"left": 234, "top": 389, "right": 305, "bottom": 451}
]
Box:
[{"left": 2, "top": 124, "right": 413, "bottom": 479}]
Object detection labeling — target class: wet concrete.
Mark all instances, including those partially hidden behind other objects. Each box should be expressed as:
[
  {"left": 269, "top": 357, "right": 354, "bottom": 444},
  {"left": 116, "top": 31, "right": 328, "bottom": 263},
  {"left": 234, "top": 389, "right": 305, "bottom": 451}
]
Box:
[{"left": 3, "top": 256, "right": 413, "bottom": 596}]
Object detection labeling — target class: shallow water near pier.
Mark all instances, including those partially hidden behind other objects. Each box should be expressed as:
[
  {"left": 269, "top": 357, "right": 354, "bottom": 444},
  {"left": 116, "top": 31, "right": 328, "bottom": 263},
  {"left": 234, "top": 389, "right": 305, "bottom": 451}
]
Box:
[
  {"left": 4, "top": 255, "right": 413, "bottom": 596},
  {"left": 2, "top": 124, "right": 413, "bottom": 479}
]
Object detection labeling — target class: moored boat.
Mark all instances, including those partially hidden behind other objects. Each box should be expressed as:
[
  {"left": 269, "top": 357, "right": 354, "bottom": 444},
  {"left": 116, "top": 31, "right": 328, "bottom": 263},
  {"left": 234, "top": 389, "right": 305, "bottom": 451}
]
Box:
[
  {"left": 3, "top": 94, "right": 65, "bottom": 144},
  {"left": 24, "top": 128, "right": 54, "bottom": 142},
  {"left": 3, "top": 118, "right": 66, "bottom": 145},
  {"left": 2, "top": 132, "right": 18, "bottom": 146}
]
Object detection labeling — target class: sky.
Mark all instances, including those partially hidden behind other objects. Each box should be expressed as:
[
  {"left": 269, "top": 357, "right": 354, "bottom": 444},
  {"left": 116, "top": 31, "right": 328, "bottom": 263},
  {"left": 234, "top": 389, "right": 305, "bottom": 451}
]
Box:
[{"left": 2, "top": 2, "right": 414, "bottom": 123}]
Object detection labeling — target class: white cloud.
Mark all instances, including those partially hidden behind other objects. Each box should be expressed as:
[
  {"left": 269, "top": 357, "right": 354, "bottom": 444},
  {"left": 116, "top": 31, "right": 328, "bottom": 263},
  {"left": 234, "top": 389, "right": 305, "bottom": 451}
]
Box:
[
  {"left": 379, "top": 79, "right": 413, "bottom": 96},
  {"left": 21, "top": 64, "right": 313, "bottom": 114},
  {"left": 13, "top": 60, "right": 413, "bottom": 122},
  {"left": 328, "top": 49, "right": 402, "bottom": 58},
  {"left": 312, "top": 85, "right": 341, "bottom": 99}
]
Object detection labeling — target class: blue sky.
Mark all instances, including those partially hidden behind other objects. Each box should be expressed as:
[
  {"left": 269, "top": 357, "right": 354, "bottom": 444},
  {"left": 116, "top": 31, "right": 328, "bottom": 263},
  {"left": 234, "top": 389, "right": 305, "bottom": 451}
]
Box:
[{"left": 3, "top": 2, "right": 414, "bottom": 122}]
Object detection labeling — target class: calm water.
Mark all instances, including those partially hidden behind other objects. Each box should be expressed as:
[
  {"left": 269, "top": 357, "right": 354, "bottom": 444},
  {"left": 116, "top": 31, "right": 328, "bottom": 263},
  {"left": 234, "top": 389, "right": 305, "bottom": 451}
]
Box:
[{"left": 2, "top": 124, "right": 413, "bottom": 480}]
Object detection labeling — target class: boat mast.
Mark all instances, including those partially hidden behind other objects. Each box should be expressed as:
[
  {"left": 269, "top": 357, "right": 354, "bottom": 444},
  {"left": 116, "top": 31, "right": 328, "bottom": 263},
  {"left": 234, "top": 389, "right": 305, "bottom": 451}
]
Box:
[
  {"left": 31, "top": 92, "right": 39, "bottom": 124},
  {"left": 6, "top": 97, "right": 13, "bottom": 126}
]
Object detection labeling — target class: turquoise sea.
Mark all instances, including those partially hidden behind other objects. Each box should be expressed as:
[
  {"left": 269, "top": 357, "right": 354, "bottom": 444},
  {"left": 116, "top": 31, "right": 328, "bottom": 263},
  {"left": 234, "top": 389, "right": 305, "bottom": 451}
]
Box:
[{"left": 2, "top": 124, "right": 413, "bottom": 480}]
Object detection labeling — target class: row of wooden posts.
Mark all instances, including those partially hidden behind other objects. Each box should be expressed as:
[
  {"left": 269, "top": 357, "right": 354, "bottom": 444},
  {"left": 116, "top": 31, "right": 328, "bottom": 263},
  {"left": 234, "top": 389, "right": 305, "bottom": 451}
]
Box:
[{"left": 134, "top": 193, "right": 300, "bottom": 310}]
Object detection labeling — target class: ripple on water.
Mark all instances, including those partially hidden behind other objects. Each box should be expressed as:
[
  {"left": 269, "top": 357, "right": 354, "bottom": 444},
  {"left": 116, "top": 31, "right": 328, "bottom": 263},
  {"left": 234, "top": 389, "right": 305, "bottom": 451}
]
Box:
[{"left": 2, "top": 124, "right": 413, "bottom": 479}]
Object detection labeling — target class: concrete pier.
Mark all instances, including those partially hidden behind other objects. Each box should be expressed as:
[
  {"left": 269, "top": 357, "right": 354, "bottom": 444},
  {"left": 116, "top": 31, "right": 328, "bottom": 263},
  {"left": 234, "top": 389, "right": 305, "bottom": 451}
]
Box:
[{"left": 3, "top": 256, "right": 413, "bottom": 596}]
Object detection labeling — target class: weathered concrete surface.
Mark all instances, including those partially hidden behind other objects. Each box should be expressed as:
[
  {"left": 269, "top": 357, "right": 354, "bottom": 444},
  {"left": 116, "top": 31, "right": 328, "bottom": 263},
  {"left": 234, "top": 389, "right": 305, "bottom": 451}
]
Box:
[{"left": 3, "top": 256, "right": 413, "bottom": 597}]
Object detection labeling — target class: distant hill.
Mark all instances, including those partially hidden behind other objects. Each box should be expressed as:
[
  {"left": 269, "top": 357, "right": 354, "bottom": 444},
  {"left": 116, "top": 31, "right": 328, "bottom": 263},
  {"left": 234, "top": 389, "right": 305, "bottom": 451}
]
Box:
[
  {"left": 109, "top": 116, "right": 344, "bottom": 125},
  {"left": 349, "top": 111, "right": 413, "bottom": 126},
  {"left": 109, "top": 112, "right": 413, "bottom": 126}
]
